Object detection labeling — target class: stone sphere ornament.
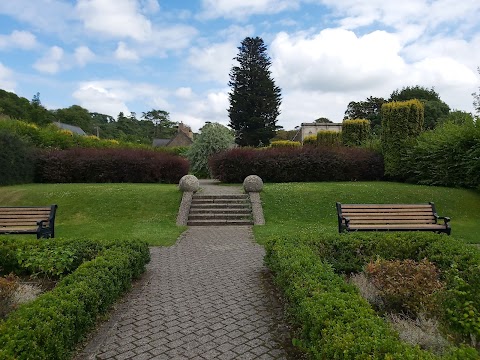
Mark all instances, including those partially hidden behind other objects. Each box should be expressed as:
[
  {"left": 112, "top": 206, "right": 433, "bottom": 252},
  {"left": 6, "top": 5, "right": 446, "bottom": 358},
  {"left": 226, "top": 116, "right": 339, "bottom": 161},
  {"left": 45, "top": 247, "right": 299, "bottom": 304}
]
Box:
[
  {"left": 179, "top": 175, "right": 200, "bottom": 192},
  {"left": 243, "top": 175, "right": 263, "bottom": 192}
]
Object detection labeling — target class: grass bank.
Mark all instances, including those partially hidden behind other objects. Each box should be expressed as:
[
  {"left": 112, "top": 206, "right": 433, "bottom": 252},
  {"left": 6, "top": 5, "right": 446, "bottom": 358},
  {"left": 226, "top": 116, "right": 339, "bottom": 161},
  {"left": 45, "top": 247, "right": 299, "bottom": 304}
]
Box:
[
  {"left": 254, "top": 181, "right": 480, "bottom": 244},
  {"left": 0, "top": 183, "right": 185, "bottom": 246}
]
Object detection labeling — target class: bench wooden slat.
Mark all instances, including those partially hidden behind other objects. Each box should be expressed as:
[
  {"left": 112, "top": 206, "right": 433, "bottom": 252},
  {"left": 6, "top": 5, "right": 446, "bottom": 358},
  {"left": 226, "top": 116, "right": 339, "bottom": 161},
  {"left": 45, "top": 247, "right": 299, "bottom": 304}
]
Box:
[
  {"left": 336, "top": 202, "right": 450, "bottom": 235},
  {"left": 0, "top": 205, "right": 57, "bottom": 239}
]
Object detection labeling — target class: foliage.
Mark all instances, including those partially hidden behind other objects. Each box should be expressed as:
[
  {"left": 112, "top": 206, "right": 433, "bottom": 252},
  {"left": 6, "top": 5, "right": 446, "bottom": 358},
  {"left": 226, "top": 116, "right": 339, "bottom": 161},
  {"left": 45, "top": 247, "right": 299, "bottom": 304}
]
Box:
[
  {"left": 271, "top": 129, "right": 298, "bottom": 141},
  {"left": 344, "top": 96, "right": 386, "bottom": 133},
  {"left": 389, "top": 86, "right": 450, "bottom": 130},
  {"left": 473, "top": 67, "right": 480, "bottom": 115},
  {"left": 302, "top": 134, "right": 317, "bottom": 145},
  {"left": 253, "top": 182, "right": 480, "bottom": 246},
  {"left": 228, "top": 37, "right": 282, "bottom": 146},
  {"left": 264, "top": 231, "right": 480, "bottom": 358},
  {"left": 316, "top": 130, "right": 342, "bottom": 146},
  {"left": 210, "top": 147, "right": 384, "bottom": 183},
  {"left": 0, "top": 274, "right": 19, "bottom": 318},
  {"left": 365, "top": 258, "right": 444, "bottom": 316},
  {"left": 403, "top": 120, "right": 480, "bottom": 188},
  {"left": 0, "top": 183, "right": 185, "bottom": 247},
  {"left": 35, "top": 148, "right": 188, "bottom": 184},
  {"left": 0, "top": 238, "right": 149, "bottom": 359},
  {"left": 314, "top": 117, "right": 333, "bottom": 123},
  {"left": 381, "top": 99, "right": 424, "bottom": 178},
  {"left": 342, "top": 119, "right": 371, "bottom": 146},
  {"left": 270, "top": 140, "right": 301, "bottom": 147},
  {"left": 186, "top": 122, "right": 234, "bottom": 178},
  {"left": 0, "top": 129, "right": 35, "bottom": 185}
]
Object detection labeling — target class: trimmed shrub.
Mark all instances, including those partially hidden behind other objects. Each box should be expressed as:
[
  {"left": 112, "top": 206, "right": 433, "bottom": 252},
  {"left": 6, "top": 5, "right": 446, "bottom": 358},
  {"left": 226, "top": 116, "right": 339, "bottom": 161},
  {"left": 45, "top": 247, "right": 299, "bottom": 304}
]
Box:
[
  {"left": 0, "top": 129, "right": 35, "bottom": 185},
  {"left": 209, "top": 146, "right": 384, "bottom": 183},
  {"left": 270, "top": 140, "right": 301, "bottom": 148},
  {"left": 381, "top": 100, "right": 424, "bottom": 178},
  {"left": 402, "top": 120, "right": 480, "bottom": 188},
  {"left": 316, "top": 130, "right": 342, "bottom": 146},
  {"left": 342, "top": 119, "right": 371, "bottom": 146},
  {"left": 265, "top": 232, "right": 479, "bottom": 359},
  {"left": 0, "top": 238, "right": 149, "bottom": 359},
  {"left": 34, "top": 148, "right": 189, "bottom": 183},
  {"left": 186, "top": 122, "right": 234, "bottom": 178},
  {"left": 303, "top": 134, "right": 317, "bottom": 146}
]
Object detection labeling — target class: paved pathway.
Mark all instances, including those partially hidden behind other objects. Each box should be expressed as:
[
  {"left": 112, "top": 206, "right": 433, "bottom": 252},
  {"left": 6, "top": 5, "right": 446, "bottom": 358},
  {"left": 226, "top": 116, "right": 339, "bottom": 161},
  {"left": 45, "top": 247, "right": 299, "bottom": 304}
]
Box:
[{"left": 77, "top": 182, "right": 295, "bottom": 360}]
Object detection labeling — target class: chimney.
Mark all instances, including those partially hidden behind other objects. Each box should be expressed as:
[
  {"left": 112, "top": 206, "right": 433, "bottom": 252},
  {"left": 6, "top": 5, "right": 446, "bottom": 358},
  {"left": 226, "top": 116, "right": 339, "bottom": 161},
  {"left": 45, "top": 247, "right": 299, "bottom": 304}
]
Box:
[{"left": 178, "top": 122, "right": 193, "bottom": 140}]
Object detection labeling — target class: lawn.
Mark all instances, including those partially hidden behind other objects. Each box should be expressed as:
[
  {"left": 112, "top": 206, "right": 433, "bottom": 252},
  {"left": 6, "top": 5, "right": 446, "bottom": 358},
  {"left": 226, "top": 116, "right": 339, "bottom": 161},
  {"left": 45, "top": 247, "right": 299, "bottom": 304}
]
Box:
[
  {"left": 254, "top": 181, "right": 480, "bottom": 245},
  {"left": 0, "top": 183, "right": 186, "bottom": 246}
]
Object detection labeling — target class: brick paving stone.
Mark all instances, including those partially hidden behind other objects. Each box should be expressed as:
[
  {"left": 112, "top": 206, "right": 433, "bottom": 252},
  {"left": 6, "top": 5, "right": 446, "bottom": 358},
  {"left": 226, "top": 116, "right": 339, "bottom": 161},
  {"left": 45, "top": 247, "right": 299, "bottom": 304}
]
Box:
[{"left": 75, "top": 181, "right": 296, "bottom": 359}]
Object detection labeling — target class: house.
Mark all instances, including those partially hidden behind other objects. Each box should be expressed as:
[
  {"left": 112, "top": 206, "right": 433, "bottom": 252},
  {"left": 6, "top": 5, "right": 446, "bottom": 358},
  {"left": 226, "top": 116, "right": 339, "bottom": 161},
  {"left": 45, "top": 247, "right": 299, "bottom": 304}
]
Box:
[
  {"left": 53, "top": 121, "right": 87, "bottom": 136},
  {"left": 293, "top": 122, "right": 343, "bottom": 143},
  {"left": 152, "top": 123, "right": 194, "bottom": 147}
]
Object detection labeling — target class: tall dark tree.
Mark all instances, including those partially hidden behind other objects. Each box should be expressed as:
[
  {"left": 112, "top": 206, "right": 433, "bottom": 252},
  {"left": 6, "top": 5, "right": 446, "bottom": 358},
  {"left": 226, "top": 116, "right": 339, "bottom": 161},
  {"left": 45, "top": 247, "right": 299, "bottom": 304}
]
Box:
[
  {"left": 344, "top": 96, "right": 386, "bottom": 133},
  {"left": 228, "top": 37, "right": 281, "bottom": 146},
  {"left": 473, "top": 67, "right": 480, "bottom": 115},
  {"left": 389, "top": 85, "right": 450, "bottom": 129}
]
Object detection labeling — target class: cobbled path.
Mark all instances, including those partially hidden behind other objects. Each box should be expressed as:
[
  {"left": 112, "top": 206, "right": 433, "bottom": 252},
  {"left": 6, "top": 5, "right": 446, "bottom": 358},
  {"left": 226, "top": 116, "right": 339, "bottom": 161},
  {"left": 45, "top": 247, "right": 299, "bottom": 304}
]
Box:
[{"left": 77, "top": 182, "right": 294, "bottom": 360}]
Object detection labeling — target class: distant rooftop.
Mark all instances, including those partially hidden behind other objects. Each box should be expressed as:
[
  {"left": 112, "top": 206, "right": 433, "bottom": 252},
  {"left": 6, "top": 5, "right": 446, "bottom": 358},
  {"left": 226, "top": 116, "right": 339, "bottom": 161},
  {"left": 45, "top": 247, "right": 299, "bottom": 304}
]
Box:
[{"left": 53, "top": 121, "right": 87, "bottom": 136}]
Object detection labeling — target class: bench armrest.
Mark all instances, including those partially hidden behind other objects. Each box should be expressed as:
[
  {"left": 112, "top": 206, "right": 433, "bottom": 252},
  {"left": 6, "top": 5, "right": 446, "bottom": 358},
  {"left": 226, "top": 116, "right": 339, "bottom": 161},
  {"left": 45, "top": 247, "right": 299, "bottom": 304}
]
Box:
[{"left": 437, "top": 216, "right": 450, "bottom": 225}]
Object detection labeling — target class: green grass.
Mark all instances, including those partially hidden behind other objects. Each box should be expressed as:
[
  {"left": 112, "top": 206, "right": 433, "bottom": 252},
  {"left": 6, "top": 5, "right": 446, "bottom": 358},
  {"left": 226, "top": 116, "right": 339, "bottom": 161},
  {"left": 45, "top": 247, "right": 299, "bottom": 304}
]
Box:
[
  {"left": 0, "top": 183, "right": 186, "bottom": 246},
  {"left": 254, "top": 181, "right": 480, "bottom": 245}
]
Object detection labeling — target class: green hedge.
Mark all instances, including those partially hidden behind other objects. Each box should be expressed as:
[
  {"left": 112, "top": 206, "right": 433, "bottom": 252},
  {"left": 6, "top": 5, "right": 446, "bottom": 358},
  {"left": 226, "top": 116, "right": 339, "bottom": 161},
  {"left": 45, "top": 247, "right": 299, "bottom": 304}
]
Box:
[
  {"left": 0, "top": 129, "right": 35, "bottom": 185},
  {"left": 0, "top": 238, "right": 150, "bottom": 359},
  {"left": 342, "top": 119, "right": 371, "bottom": 146},
  {"left": 264, "top": 232, "right": 478, "bottom": 359},
  {"left": 316, "top": 130, "right": 342, "bottom": 146}
]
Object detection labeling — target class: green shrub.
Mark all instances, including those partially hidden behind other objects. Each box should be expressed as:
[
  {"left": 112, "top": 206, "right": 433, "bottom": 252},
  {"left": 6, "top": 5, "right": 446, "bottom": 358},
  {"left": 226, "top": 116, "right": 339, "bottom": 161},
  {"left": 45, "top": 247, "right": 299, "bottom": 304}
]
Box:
[
  {"left": 0, "top": 129, "right": 35, "bottom": 185},
  {"left": 382, "top": 100, "right": 424, "bottom": 178},
  {"left": 403, "top": 120, "right": 480, "bottom": 188},
  {"left": 265, "top": 232, "right": 480, "bottom": 358},
  {"left": 0, "top": 238, "right": 149, "bottom": 359},
  {"left": 303, "top": 134, "right": 317, "bottom": 146},
  {"left": 270, "top": 140, "right": 301, "bottom": 148},
  {"left": 342, "top": 119, "right": 371, "bottom": 146},
  {"left": 316, "top": 130, "right": 342, "bottom": 146},
  {"left": 187, "top": 122, "right": 234, "bottom": 178}
]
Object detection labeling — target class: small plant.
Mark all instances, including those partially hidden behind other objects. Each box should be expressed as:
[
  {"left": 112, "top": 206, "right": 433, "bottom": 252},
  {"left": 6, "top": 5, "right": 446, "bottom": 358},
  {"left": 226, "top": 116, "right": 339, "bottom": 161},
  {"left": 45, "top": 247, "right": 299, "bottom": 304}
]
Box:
[
  {"left": 365, "top": 258, "right": 444, "bottom": 317},
  {"left": 0, "top": 273, "right": 19, "bottom": 318},
  {"left": 270, "top": 140, "right": 301, "bottom": 148},
  {"left": 302, "top": 134, "right": 317, "bottom": 146}
]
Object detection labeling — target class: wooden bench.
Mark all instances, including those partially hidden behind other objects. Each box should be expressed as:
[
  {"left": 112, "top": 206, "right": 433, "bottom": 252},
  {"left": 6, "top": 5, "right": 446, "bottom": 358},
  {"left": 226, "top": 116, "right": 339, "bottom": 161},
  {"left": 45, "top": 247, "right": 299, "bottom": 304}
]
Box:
[
  {"left": 336, "top": 202, "right": 451, "bottom": 235},
  {"left": 0, "top": 205, "right": 58, "bottom": 239}
]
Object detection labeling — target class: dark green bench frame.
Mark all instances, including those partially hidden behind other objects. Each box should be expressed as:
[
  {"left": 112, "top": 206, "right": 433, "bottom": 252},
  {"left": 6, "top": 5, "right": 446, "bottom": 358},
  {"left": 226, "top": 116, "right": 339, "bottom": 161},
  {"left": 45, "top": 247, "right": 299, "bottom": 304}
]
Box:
[{"left": 0, "top": 205, "right": 58, "bottom": 239}]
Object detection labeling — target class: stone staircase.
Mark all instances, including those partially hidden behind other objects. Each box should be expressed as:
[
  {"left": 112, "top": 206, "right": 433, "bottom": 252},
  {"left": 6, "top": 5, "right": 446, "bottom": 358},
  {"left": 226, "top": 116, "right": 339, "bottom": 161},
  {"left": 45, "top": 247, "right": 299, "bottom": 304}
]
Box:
[{"left": 187, "top": 194, "right": 253, "bottom": 226}]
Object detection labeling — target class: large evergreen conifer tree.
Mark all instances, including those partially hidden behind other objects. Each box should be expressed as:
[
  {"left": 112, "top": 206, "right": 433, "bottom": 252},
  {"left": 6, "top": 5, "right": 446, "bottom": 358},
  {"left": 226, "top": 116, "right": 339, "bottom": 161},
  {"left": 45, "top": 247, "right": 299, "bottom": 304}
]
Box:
[{"left": 228, "top": 37, "right": 281, "bottom": 146}]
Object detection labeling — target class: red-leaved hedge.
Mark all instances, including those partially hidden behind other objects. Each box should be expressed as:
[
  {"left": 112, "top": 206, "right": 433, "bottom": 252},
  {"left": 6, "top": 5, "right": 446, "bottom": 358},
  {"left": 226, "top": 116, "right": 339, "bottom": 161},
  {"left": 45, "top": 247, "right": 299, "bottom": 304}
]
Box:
[
  {"left": 35, "top": 148, "right": 189, "bottom": 183},
  {"left": 209, "top": 147, "right": 384, "bottom": 183}
]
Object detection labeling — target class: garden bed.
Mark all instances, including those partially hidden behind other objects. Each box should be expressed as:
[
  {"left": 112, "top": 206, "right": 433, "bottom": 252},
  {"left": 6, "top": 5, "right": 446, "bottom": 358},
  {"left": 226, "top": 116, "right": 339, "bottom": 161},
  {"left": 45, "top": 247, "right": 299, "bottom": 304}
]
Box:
[
  {"left": 264, "top": 232, "right": 480, "bottom": 359},
  {"left": 0, "top": 236, "right": 150, "bottom": 359}
]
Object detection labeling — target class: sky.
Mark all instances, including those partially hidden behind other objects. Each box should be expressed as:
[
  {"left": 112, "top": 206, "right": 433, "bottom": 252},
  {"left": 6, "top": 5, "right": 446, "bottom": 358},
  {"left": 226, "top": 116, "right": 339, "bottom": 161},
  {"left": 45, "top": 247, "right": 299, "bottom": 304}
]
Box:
[{"left": 0, "top": 0, "right": 479, "bottom": 132}]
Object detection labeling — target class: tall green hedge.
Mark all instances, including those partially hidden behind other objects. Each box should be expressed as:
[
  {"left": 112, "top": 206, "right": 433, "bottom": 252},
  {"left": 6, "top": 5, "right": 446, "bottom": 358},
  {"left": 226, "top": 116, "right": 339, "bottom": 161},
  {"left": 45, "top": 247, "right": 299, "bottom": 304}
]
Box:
[
  {"left": 381, "top": 100, "right": 424, "bottom": 178},
  {"left": 316, "top": 130, "right": 342, "bottom": 146},
  {"left": 342, "top": 119, "right": 371, "bottom": 146},
  {"left": 0, "top": 129, "right": 35, "bottom": 185}
]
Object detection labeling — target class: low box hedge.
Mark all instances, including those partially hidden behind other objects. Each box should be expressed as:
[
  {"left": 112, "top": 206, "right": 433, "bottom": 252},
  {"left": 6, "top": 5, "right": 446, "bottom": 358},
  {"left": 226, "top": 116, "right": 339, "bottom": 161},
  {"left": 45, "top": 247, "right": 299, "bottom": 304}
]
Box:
[
  {"left": 264, "top": 232, "right": 479, "bottom": 359},
  {"left": 0, "top": 238, "right": 150, "bottom": 360}
]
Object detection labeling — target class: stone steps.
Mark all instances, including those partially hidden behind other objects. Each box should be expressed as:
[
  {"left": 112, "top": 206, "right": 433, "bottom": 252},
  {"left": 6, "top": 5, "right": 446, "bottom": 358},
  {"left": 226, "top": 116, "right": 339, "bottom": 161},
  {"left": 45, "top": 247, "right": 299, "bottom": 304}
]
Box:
[{"left": 187, "top": 194, "right": 253, "bottom": 226}]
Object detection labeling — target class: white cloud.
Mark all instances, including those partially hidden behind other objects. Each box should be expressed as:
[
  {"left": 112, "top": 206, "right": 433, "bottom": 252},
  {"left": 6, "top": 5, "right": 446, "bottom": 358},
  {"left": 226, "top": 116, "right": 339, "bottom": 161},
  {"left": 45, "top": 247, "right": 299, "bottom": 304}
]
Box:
[
  {"left": 141, "top": 0, "right": 160, "bottom": 13},
  {"left": 114, "top": 42, "right": 139, "bottom": 61},
  {"left": 187, "top": 42, "right": 238, "bottom": 84},
  {"left": 33, "top": 46, "right": 64, "bottom": 74},
  {"left": 73, "top": 80, "right": 170, "bottom": 118},
  {"left": 74, "top": 46, "right": 95, "bottom": 67},
  {"left": 0, "top": 62, "right": 16, "bottom": 92},
  {"left": 0, "top": 30, "right": 37, "bottom": 50},
  {"left": 175, "top": 87, "right": 193, "bottom": 99},
  {"left": 76, "top": 0, "right": 152, "bottom": 41},
  {"left": 199, "top": 0, "right": 299, "bottom": 19}
]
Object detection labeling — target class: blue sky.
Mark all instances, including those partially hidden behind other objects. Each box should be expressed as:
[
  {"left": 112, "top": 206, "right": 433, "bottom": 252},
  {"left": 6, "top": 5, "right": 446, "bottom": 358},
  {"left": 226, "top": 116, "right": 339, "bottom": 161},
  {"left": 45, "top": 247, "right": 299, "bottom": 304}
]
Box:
[{"left": 0, "top": 0, "right": 479, "bottom": 132}]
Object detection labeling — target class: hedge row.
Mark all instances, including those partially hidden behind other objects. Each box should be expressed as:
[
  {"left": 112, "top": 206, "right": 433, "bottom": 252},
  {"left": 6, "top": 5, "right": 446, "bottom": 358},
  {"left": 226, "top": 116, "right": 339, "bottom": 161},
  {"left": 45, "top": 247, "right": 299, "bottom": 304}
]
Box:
[
  {"left": 264, "top": 232, "right": 479, "bottom": 359},
  {"left": 35, "top": 148, "right": 189, "bottom": 183},
  {"left": 0, "top": 238, "right": 150, "bottom": 359},
  {"left": 403, "top": 121, "right": 480, "bottom": 189},
  {"left": 209, "top": 147, "right": 384, "bottom": 183},
  {"left": 0, "top": 130, "right": 35, "bottom": 185}
]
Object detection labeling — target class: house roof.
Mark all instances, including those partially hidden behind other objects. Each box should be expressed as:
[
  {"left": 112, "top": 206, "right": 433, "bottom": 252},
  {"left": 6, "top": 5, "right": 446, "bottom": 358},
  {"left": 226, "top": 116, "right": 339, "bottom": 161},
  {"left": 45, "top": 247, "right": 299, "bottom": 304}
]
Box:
[
  {"left": 152, "top": 138, "right": 171, "bottom": 147},
  {"left": 53, "top": 121, "right": 87, "bottom": 136}
]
